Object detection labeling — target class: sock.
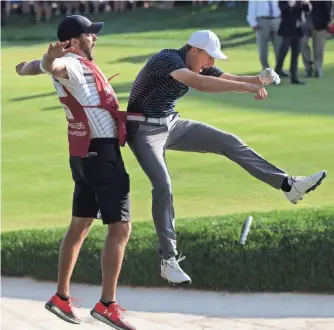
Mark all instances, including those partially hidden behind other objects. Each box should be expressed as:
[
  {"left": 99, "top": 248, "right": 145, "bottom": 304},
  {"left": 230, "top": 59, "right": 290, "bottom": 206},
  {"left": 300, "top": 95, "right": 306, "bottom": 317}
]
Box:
[
  {"left": 281, "top": 177, "right": 292, "bottom": 192},
  {"left": 100, "top": 299, "right": 116, "bottom": 307},
  {"left": 56, "top": 293, "right": 69, "bottom": 301}
]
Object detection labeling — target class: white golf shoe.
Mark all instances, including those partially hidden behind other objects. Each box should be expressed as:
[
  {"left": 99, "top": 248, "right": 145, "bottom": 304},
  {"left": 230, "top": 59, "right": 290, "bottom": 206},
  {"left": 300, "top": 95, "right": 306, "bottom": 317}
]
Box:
[
  {"left": 161, "top": 255, "right": 192, "bottom": 285},
  {"left": 284, "top": 170, "right": 327, "bottom": 204}
]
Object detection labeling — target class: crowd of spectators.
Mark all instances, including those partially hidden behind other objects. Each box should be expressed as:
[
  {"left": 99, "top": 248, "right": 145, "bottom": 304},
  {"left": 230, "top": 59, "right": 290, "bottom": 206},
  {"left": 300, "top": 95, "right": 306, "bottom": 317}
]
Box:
[{"left": 1, "top": 1, "right": 245, "bottom": 26}]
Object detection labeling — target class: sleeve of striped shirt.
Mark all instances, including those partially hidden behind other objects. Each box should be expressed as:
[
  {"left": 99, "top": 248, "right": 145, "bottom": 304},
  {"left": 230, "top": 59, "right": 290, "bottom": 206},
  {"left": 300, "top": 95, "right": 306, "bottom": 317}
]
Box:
[
  {"left": 148, "top": 53, "right": 187, "bottom": 77},
  {"left": 40, "top": 57, "right": 84, "bottom": 86},
  {"left": 55, "top": 58, "right": 84, "bottom": 85},
  {"left": 200, "top": 66, "right": 224, "bottom": 77}
]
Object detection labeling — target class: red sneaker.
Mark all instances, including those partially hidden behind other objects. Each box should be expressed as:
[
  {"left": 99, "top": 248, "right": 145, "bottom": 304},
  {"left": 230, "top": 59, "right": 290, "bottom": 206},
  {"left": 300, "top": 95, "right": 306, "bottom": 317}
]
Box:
[
  {"left": 90, "top": 301, "right": 136, "bottom": 330},
  {"left": 45, "top": 295, "right": 81, "bottom": 324}
]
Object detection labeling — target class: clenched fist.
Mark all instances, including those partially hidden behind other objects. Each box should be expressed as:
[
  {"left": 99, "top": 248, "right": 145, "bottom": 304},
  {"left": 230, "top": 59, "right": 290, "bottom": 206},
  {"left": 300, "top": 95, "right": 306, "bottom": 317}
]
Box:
[{"left": 15, "top": 62, "right": 27, "bottom": 76}]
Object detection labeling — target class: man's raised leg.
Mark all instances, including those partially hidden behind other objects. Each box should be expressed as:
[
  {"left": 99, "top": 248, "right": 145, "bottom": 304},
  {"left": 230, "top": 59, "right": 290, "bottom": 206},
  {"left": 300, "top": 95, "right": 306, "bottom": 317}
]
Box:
[{"left": 167, "top": 119, "right": 327, "bottom": 204}]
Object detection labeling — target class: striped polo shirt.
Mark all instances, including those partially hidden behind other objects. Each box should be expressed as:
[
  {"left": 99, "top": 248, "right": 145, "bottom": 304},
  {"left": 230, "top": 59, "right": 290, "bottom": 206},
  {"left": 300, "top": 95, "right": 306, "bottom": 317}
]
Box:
[
  {"left": 41, "top": 53, "right": 117, "bottom": 139},
  {"left": 127, "top": 46, "right": 223, "bottom": 118}
]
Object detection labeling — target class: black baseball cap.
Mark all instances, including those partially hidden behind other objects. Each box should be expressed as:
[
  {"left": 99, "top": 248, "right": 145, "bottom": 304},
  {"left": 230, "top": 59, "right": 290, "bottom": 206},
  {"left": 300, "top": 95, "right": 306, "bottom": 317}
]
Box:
[{"left": 57, "top": 15, "right": 104, "bottom": 42}]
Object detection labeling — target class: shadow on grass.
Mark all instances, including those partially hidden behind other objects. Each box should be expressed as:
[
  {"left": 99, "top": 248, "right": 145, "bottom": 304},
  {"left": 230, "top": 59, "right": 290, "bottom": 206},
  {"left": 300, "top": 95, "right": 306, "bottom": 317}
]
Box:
[
  {"left": 110, "top": 53, "right": 157, "bottom": 65},
  {"left": 11, "top": 92, "right": 56, "bottom": 102},
  {"left": 43, "top": 105, "right": 61, "bottom": 111}
]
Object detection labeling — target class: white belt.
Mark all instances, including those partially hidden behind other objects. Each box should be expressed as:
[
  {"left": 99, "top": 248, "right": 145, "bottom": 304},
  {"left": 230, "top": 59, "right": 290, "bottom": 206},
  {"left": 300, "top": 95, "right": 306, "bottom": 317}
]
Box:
[{"left": 127, "top": 113, "right": 176, "bottom": 125}]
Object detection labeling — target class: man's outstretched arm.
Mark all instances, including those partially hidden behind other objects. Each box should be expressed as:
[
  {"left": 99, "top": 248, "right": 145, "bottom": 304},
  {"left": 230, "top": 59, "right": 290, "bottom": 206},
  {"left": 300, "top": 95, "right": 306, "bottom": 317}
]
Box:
[
  {"left": 16, "top": 40, "right": 74, "bottom": 78},
  {"left": 171, "top": 68, "right": 268, "bottom": 101},
  {"left": 220, "top": 68, "right": 281, "bottom": 86},
  {"left": 220, "top": 72, "right": 262, "bottom": 85}
]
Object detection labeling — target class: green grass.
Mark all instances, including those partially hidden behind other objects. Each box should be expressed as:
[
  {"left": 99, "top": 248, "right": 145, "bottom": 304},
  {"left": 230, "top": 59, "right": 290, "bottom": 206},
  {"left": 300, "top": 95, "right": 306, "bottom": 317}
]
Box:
[{"left": 2, "top": 6, "right": 334, "bottom": 231}]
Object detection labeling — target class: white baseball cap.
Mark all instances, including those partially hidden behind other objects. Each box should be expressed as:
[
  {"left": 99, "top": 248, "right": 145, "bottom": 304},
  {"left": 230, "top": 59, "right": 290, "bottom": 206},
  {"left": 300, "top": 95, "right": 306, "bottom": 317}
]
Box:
[{"left": 187, "top": 30, "right": 228, "bottom": 60}]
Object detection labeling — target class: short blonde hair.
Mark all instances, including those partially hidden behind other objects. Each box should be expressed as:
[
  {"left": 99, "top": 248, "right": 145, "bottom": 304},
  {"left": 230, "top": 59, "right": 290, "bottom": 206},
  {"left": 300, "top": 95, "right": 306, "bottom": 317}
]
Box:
[{"left": 184, "top": 44, "right": 204, "bottom": 52}]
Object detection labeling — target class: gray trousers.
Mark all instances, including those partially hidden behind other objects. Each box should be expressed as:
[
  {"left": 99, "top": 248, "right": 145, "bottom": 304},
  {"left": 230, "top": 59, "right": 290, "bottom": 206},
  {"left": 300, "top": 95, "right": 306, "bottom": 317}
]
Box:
[
  {"left": 256, "top": 17, "right": 282, "bottom": 69},
  {"left": 302, "top": 18, "right": 327, "bottom": 73},
  {"left": 127, "top": 115, "right": 287, "bottom": 259}
]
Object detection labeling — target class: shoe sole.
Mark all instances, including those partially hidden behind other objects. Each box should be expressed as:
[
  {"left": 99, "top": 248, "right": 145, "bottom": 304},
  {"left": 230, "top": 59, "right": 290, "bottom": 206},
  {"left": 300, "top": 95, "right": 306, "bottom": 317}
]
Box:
[
  {"left": 45, "top": 302, "right": 81, "bottom": 324},
  {"left": 161, "top": 273, "right": 192, "bottom": 286},
  {"left": 169, "top": 280, "right": 192, "bottom": 287},
  {"left": 293, "top": 170, "right": 327, "bottom": 204},
  {"left": 90, "top": 310, "right": 124, "bottom": 330}
]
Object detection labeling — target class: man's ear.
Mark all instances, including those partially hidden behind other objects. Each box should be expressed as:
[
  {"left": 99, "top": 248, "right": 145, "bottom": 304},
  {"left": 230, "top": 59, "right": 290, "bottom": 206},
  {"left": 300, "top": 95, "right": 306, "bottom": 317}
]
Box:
[{"left": 68, "top": 38, "right": 78, "bottom": 49}]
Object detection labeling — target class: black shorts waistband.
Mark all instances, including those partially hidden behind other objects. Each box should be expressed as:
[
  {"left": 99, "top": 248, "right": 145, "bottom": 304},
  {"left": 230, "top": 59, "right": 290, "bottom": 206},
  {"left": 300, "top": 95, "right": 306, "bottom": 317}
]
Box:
[
  {"left": 89, "top": 138, "right": 118, "bottom": 146},
  {"left": 86, "top": 138, "right": 120, "bottom": 155}
]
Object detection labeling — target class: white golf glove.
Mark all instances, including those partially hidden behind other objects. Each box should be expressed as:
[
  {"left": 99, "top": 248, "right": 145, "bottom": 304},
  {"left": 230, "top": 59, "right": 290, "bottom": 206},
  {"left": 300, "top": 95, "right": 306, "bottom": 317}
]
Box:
[{"left": 259, "top": 68, "right": 281, "bottom": 85}]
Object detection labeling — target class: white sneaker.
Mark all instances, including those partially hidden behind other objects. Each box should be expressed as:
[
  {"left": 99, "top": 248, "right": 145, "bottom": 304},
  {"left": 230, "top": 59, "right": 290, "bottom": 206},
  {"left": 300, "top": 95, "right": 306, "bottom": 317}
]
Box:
[
  {"left": 284, "top": 170, "right": 327, "bottom": 204},
  {"left": 161, "top": 254, "right": 192, "bottom": 285}
]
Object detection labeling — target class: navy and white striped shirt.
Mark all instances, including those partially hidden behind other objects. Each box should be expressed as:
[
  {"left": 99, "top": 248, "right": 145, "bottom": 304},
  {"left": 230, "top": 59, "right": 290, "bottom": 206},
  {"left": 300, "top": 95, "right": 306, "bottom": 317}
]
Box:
[{"left": 127, "top": 47, "right": 223, "bottom": 118}]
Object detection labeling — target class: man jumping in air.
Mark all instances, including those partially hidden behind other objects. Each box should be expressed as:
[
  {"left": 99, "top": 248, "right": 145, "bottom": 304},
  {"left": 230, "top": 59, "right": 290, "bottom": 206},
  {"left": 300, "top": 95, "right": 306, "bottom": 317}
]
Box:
[{"left": 125, "top": 29, "right": 327, "bottom": 285}]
